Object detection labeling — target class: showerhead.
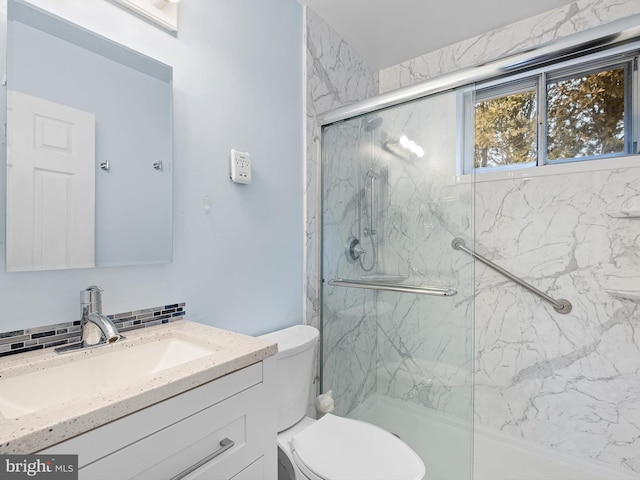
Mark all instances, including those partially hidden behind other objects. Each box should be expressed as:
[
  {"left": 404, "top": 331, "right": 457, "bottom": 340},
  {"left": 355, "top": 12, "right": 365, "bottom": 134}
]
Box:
[{"left": 363, "top": 115, "right": 383, "bottom": 132}]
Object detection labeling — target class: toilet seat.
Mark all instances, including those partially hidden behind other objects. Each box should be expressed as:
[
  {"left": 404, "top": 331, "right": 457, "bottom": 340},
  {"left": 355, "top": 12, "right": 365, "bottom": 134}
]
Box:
[{"left": 290, "top": 414, "right": 425, "bottom": 480}]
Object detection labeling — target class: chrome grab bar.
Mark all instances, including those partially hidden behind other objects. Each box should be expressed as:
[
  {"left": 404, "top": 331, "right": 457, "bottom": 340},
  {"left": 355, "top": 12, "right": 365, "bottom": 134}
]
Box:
[
  {"left": 170, "top": 438, "right": 235, "bottom": 480},
  {"left": 451, "top": 238, "right": 572, "bottom": 314},
  {"left": 328, "top": 278, "right": 457, "bottom": 296}
]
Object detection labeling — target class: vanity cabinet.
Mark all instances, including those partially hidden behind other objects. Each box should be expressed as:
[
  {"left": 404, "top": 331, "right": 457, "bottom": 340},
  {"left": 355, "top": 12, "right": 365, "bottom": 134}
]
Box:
[{"left": 39, "top": 359, "right": 277, "bottom": 480}]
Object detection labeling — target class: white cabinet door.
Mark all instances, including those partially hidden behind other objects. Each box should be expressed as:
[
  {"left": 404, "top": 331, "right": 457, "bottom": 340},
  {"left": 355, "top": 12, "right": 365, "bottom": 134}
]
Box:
[{"left": 6, "top": 91, "right": 95, "bottom": 271}]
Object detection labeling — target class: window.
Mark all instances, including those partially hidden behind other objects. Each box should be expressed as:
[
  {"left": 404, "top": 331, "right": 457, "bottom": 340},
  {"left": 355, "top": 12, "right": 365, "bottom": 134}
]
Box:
[
  {"left": 463, "top": 47, "right": 638, "bottom": 173},
  {"left": 473, "top": 79, "right": 538, "bottom": 169}
]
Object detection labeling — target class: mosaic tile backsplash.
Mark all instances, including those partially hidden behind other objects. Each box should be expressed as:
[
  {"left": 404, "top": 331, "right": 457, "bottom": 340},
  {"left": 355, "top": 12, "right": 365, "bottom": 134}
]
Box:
[{"left": 0, "top": 303, "right": 185, "bottom": 357}]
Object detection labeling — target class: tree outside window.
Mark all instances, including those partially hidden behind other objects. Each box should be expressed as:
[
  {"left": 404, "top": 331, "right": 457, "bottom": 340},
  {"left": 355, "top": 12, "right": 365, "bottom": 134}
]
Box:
[
  {"left": 470, "top": 55, "right": 633, "bottom": 173},
  {"left": 547, "top": 67, "right": 626, "bottom": 161}
]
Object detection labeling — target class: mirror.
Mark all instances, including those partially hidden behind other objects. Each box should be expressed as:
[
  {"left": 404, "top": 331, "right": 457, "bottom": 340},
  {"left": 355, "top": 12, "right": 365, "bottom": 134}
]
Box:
[{"left": 5, "top": 0, "right": 173, "bottom": 272}]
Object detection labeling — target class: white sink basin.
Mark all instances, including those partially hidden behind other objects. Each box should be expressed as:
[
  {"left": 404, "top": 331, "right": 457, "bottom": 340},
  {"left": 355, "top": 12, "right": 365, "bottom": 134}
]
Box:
[{"left": 0, "top": 335, "right": 221, "bottom": 419}]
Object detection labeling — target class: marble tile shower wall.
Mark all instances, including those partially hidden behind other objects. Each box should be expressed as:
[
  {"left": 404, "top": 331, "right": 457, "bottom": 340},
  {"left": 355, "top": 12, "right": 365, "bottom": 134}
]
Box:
[
  {"left": 305, "top": 8, "right": 379, "bottom": 413},
  {"left": 307, "top": 0, "right": 640, "bottom": 473},
  {"left": 370, "top": 93, "right": 475, "bottom": 420},
  {"left": 304, "top": 8, "right": 378, "bottom": 333},
  {"left": 379, "top": 0, "right": 640, "bottom": 93},
  {"left": 308, "top": 8, "right": 469, "bottom": 423},
  {"left": 373, "top": 0, "right": 640, "bottom": 474},
  {"left": 473, "top": 170, "right": 640, "bottom": 473},
  {"left": 320, "top": 88, "right": 476, "bottom": 420},
  {"left": 321, "top": 120, "right": 379, "bottom": 416}
]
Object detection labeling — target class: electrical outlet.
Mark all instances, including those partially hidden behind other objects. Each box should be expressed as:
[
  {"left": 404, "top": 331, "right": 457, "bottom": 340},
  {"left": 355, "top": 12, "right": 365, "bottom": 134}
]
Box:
[{"left": 229, "top": 149, "right": 251, "bottom": 184}]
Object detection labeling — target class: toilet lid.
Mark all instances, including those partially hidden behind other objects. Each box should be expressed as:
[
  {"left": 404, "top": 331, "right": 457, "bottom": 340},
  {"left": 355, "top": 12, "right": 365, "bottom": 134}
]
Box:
[{"left": 290, "top": 414, "right": 425, "bottom": 480}]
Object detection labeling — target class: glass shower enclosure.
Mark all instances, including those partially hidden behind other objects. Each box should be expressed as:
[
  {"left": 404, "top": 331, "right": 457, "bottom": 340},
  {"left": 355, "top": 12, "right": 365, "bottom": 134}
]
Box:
[{"left": 320, "top": 89, "right": 475, "bottom": 480}]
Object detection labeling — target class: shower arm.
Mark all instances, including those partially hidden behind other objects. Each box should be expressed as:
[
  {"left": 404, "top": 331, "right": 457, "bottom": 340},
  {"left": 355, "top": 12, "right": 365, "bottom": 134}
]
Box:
[{"left": 451, "top": 238, "right": 572, "bottom": 314}]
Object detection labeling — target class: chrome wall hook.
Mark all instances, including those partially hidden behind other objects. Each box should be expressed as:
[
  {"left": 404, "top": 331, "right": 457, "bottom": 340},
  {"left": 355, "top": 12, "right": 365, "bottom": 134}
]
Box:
[{"left": 100, "top": 159, "right": 110, "bottom": 171}]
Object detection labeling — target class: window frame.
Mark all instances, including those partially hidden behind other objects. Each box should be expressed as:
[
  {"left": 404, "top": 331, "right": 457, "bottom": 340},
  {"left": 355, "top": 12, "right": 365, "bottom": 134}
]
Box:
[{"left": 462, "top": 41, "right": 640, "bottom": 175}]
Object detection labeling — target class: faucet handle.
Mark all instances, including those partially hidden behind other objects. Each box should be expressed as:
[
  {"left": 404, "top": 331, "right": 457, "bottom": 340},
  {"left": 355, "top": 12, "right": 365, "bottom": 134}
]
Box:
[{"left": 81, "top": 285, "right": 104, "bottom": 313}]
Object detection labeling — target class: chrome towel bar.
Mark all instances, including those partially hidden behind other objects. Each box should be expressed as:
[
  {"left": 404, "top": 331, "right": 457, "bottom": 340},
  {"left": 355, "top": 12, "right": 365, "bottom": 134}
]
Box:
[
  {"left": 451, "top": 238, "right": 572, "bottom": 314},
  {"left": 328, "top": 278, "right": 457, "bottom": 297}
]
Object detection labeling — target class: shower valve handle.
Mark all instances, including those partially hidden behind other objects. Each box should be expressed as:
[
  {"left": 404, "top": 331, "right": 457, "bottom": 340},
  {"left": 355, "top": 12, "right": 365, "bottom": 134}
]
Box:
[
  {"left": 345, "top": 237, "right": 366, "bottom": 263},
  {"left": 353, "top": 244, "right": 366, "bottom": 257}
]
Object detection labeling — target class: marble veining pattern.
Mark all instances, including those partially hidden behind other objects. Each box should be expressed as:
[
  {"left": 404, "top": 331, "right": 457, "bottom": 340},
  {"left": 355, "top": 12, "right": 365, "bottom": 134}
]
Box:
[
  {"left": 321, "top": 119, "right": 378, "bottom": 416},
  {"left": 380, "top": 0, "right": 640, "bottom": 93},
  {"left": 473, "top": 169, "right": 640, "bottom": 473},
  {"left": 308, "top": 0, "right": 640, "bottom": 475},
  {"left": 320, "top": 88, "right": 475, "bottom": 422},
  {"left": 366, "top": 93, "right": 474, "bottom": 420},
  {"left": 304, "top": 8, "right": 378, "bottom": 333},
  {"left": 304, "top": 8, "right": 378, "bottom": 413}
]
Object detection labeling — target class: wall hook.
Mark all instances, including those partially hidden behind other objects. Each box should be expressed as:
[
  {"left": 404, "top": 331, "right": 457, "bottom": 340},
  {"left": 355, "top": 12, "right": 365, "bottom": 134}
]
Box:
[
  {"left": 153, "top": 161, "right": 163, "bottom": 171},
  {"left": 100, "top": 159, "right": 110, "bottom": 172}
]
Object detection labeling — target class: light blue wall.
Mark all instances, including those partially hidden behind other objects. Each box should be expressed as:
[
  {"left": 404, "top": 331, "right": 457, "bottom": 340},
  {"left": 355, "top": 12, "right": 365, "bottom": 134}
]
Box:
[{"left": 0, "top": 0, "right": 303, "bottom": 336}]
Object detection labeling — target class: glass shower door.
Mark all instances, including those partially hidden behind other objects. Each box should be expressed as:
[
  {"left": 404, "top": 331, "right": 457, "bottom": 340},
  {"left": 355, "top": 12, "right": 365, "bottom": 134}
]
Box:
[{"left": 320, "top": 89, "right": 475, "bottom": 480}]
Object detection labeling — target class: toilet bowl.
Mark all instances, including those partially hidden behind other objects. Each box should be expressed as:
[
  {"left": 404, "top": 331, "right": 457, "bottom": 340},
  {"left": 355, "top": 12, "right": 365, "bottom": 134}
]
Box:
[{"left": 260, "top": 325, "right": 425, "bottom": 480}]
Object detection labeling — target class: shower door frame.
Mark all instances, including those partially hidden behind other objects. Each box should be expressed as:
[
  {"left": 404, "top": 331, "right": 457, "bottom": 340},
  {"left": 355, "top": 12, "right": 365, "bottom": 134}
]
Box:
[
  {"left": 317, "top": 10, "right": 640, "bottom": 398},
  {"left": 318, "top": 15, "right": 640, "bottom": 128}
]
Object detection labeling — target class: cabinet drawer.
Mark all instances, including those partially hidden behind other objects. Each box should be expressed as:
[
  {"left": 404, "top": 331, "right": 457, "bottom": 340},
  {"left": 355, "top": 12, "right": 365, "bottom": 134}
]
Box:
[{"left": 80, "top": 382, "right": 265, "bottom": 480}]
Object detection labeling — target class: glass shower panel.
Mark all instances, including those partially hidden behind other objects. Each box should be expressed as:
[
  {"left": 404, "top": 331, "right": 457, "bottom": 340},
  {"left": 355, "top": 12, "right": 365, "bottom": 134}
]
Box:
[
  {"left": 321, "top": 89, "right": 475, "bottom": 480},
  {"left": 321, "top": 116, "right": 378, "bottom": 415}
]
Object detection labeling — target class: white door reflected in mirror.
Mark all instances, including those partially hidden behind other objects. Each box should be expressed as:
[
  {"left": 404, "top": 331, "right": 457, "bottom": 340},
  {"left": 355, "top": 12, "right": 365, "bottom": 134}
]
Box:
[
  {"left": 5, "top": 0, "right": 174, "bottom": 272},
  {"left": 6, "top": 91, "right": 96, "bottom": 272}
]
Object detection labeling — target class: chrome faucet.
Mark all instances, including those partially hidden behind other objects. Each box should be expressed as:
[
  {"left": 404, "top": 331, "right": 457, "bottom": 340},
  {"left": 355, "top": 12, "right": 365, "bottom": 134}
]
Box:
[
  {"left": 80, "top": 286, "right": 121, "bottom": 346},
  {"left": 56, "top": 286, "right": 122, "bottom": 353}
]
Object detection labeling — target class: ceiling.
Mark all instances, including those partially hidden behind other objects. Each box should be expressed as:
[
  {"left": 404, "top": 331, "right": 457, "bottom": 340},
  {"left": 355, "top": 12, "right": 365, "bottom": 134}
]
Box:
[{"left": 300, "top": 0, "right": 578, "bottom": 69}]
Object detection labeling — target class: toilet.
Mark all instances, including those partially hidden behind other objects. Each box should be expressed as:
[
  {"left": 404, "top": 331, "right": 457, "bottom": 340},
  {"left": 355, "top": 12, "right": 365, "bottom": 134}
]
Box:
[{"left": 260, "top": 325, "right": 426, "bottom": 480}]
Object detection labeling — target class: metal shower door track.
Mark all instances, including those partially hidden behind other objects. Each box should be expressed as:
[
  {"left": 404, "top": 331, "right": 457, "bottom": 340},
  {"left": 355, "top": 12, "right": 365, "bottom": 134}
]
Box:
[{"left": 318, "top": 14, "right": 640, "bottom": 126}]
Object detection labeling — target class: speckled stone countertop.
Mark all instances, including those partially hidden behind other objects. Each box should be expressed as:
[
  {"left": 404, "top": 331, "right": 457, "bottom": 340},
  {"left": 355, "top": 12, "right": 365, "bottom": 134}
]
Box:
[{"left": 0, "top": 320, "right": 277, "bottom": 454}]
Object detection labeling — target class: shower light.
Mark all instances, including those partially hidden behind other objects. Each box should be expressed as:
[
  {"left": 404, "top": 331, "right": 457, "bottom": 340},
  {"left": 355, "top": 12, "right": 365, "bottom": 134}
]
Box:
[
  {"left": 383, "top": 140, "right": 410, "bottom": 159},
  {"left": 393, "top": 135, "right": 425, "bottom": 158}
]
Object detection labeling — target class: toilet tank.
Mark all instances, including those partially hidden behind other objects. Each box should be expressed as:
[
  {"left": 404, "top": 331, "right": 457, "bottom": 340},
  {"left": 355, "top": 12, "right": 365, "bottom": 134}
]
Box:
[{"left": 259, "top": 325, "right": 319, "bottom": 432}]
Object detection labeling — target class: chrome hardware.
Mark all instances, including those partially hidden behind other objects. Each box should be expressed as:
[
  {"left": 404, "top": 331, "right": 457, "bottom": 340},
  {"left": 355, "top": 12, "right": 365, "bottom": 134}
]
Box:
[
  {"left": 452, "top": 238, "right": 572, "bottom": 314},
  {"left": 345, "top": 236, "right": 366, "bottom": 263},
  {"left": 319, "top": 17, "right": 640, "bottom": 126},
  {"left": 153, "top": 161, "right": 163, "bottom": 171},
  {"left": 100, "top": 159, "right": 110, "bottom": 171},
  {"left": 329, "top": 278, "right": 457, "bottom": 296},
  {"left": 366, "top": 170, "right": 378, "bottom": 236},
  {"left": 55, "top": 285, "right": 123, "bottom": 354},
  {"left": 170, "top": 438, "right": 235, "bottom": 480}
]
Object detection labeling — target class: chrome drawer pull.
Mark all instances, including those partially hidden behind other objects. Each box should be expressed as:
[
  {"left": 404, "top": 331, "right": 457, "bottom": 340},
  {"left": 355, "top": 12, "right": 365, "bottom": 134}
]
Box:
[{"left": 171, "top": 438, "right": 235, "bottom": 480}]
